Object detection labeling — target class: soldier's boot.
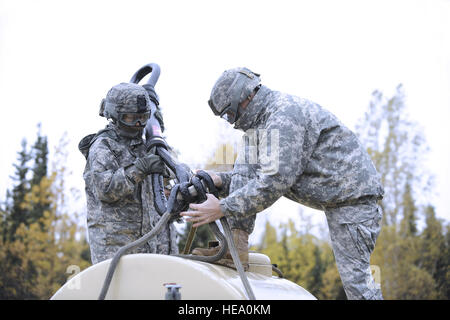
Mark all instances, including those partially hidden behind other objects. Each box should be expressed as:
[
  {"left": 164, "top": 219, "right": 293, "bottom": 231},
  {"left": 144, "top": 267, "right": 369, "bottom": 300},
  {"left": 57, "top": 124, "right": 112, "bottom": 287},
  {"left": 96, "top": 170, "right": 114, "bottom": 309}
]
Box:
[
  {"left": 192, "top": 229, "right": 249, "bottom": 271},
  {"left": 191, "top": 241, "right": 221, "bottom": 256}
]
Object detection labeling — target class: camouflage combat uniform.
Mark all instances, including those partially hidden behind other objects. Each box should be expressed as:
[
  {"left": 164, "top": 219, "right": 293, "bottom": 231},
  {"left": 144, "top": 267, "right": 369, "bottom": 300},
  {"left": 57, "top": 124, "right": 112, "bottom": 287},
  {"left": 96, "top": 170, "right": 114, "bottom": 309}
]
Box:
[
  {"left": 216, "top": 85, "right": 384, "bottom": 300},
  {"left": 80, "top": 124, "right": 178, "bottom": 264}
]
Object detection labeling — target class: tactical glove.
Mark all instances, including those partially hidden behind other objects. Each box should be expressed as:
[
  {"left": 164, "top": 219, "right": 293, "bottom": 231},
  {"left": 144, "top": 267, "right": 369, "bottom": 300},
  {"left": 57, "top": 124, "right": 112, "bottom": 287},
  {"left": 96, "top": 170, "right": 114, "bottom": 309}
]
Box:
[{"left": 135, "top": 154, "right": 166, "bottom": 176}]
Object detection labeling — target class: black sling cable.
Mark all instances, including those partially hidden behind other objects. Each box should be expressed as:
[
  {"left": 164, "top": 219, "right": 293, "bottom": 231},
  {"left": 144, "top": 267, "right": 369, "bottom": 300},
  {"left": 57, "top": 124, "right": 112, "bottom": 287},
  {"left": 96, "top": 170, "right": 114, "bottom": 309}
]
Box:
[
  {"left": 98, "top": 175, "right": 256, "bottom": 300},
  {"left": 97, "top": 184, "right": 229, "bottom": 299},
  {"left": 98, "top": 63, "right": 256, "bottom": 300}
]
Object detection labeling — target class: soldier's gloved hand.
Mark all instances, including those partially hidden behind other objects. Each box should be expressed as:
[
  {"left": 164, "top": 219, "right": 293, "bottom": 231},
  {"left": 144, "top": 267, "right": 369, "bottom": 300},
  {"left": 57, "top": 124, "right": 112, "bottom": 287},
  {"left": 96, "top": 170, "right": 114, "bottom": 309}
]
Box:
[{"left": 135, "top": 154, "right": 166, "bottom": 176}]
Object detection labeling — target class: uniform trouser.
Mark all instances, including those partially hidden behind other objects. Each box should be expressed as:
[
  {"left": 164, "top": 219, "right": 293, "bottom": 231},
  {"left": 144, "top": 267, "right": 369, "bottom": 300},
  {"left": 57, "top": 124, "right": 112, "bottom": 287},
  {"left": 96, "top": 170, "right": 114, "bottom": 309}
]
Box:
[
  {"left": 325, "top": 204, "right": 383, "bottom": 300},
  {"left": 88, "top": 221, "right": 176, "bottom": 265},
  {"left": 226, "top": 200, "right": 383, "bottom": 300},
  {"left": 88, "top": 221, "right": 152, "bottom": 265}
]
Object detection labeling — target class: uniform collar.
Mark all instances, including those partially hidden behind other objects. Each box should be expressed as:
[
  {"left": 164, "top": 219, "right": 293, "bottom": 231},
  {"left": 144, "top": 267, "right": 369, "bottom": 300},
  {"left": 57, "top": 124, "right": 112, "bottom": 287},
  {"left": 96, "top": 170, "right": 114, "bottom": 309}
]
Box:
[{"left": 233, "top": 85, "right": 271, "bottom": 131}]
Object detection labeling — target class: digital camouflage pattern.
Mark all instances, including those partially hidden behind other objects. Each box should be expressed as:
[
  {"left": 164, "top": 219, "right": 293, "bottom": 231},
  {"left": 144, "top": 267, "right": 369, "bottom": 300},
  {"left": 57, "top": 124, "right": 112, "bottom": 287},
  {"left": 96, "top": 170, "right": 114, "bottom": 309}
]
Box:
[
  {"left": 81, "top": 123, "right": 178, "bottom": 265},
  {"left": 214, "top": 83, "right": 384, "bottom": 299},
  {"left": 326, "top": 201, "right": 383, "bottom": 299},
  {"left": 209, "top": 68, "right": 261, "bottom": 118},
  {"left": 104, "top": 82, "right": 152, "bottom": 117},
  {"left": 216, "top": 85, "right": 384, "bottom": 222},
  {"left": 217, "top": 133, "right": 259, "bottom": 232}
]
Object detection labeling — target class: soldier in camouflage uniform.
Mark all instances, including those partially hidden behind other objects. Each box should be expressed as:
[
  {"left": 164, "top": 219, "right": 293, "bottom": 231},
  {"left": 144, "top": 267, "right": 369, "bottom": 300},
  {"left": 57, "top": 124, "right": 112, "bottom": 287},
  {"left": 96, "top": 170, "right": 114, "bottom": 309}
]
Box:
[
  {"left": 79, "top": 83, "right": 178, "bottom": 265},
  {"left": 181, "top": 68, "right": 384, "bottom": 300}
]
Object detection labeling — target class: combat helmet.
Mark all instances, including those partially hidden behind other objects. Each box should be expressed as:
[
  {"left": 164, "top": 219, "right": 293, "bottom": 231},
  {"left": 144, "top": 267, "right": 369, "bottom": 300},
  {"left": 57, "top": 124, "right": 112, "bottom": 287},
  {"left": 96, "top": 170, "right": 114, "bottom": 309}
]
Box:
[
  {"left": 100, "top": 82, "right": 151, "bottom": 131},
  {"left": 208, "top": 67, "right": 261, "bottom": 124}
]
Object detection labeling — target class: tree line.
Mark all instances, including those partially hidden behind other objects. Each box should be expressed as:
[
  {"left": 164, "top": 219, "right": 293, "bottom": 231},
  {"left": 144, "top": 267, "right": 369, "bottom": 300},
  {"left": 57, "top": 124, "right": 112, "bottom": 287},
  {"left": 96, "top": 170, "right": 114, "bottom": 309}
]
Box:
[
  {"left": 0, "top": 127, "right": 90, "bottom": 299},
  {"left": 179, "top": 85, "right": 449, "bottom": 299},
  {"left": 0, "top": 85, "right": 448, "bottom": 299}
]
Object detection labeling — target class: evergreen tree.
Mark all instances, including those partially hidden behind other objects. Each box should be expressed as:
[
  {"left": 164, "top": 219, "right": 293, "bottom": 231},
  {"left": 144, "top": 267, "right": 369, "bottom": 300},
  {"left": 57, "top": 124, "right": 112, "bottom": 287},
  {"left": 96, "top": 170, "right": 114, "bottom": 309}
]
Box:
[
  {"left": 0, "top": 189, "right": 11, "bottom": 240},
  {"left": 444, "top": 225, "right": 450, "bottom": 299},
  {"left": 309, "top": 244, "right": 325, "bottom": 296},
  {"left": 31, "top": 124, "right": 48, "bottom": 187},
  {"left": 420, "top": 206, "right": 448, "bottom": 299},
  {"left": 400, "top": 181, "right": 418, "bottom": 238},
  {"left": 8, "top": 139, "right": 31, "bottom": 240},
  {"left": 254, "top": 221, "right": 287, "bottom": 274},
  {"left": 0, "top": 132, "right": 91, "bottom": 299},
  {"left": 356, "top": 84, "right": 430, "bottom": 227},
  {"left": 356, "top": 84, "right": 444, "bottom": 299},
  {"left": 317, "top": 241, "right": 347, "bottom": 300},
  {"left": 254, "top": 219, "right": 344, "bottom": 299},
  {"left": 28, "top": 124, "right": 50, "bottom": 225}
]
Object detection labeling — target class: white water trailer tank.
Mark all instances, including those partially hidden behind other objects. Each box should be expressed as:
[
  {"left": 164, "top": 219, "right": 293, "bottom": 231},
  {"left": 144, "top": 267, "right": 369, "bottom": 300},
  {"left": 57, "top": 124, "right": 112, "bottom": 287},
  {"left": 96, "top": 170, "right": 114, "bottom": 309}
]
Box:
[{"left": 51, "top": 252, "right": 316, "bottom": 300}]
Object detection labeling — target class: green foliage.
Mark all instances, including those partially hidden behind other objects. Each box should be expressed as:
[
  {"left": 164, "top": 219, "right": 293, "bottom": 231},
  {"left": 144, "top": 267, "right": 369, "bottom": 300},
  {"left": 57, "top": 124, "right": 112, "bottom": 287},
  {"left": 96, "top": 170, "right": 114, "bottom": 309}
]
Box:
[
  {"left": 28, "top": 123, "right": 50, "bottom": 224},
  {"left": 1, "top": 82, "right": 448, "bottom": 300},
  {"left": 0, "top": 129, "right": 90, "bottom": 299},
  {"left": 420, "top": 206, "right": 449, "bottom": 299},
  {"left": 253, "top": 219, "right": 345, "bottom": 299},
  {"left": 7, "top": 139, "right": 31, "bottom": 240},
  {"left": 354, "top": 85, "right": 449, "bottom": 299}
]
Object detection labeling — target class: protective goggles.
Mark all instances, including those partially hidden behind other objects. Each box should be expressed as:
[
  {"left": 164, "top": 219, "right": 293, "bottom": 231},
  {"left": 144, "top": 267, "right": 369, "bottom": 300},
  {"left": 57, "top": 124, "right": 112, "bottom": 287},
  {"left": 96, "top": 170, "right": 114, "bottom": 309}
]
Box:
[
  {"left": 209, "top": 100, "right": 238, "bottom": 124},
  {"left": 118, "top": 112, "right": 150, "bottom": 127},
  {"left": 208, "top": 100, "right": 237, "bottom": 124}
]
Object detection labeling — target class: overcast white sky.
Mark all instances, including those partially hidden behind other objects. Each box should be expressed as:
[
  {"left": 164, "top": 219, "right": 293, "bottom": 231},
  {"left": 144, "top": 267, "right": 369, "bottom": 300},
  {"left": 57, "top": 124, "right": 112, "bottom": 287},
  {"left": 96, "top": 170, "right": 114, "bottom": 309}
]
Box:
[{"left": 1, "top": 0, "right": 449, "bottom": 243}]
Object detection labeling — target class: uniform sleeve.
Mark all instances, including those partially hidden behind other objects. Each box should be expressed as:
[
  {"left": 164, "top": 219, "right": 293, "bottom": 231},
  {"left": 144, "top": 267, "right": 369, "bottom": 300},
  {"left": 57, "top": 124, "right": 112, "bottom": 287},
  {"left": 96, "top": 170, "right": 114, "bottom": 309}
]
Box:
[
  {"left": 216, "top": 171, "right": 232, "bottom": 198},
  {"left": 220, "top": 107, "right": 306, "bottom": 219},
  {"left": 83, "top": 139, "right": 140, "bottom": 203}
]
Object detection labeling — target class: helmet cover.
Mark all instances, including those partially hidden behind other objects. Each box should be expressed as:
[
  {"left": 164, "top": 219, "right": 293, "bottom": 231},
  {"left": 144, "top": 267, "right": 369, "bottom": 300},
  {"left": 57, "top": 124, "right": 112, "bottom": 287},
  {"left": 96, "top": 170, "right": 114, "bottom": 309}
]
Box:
[{"left": 208, "top": 67, "right": 260, "bottom": 124}]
